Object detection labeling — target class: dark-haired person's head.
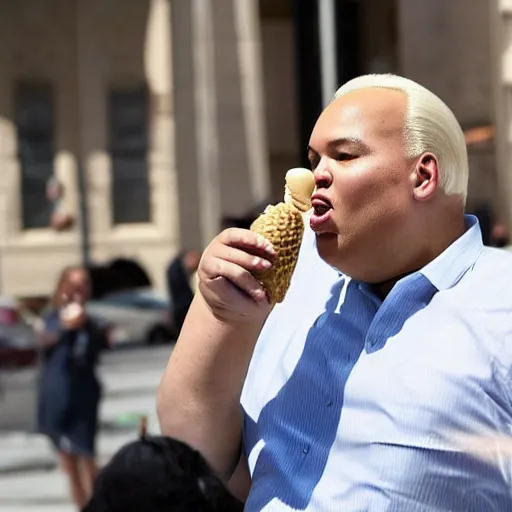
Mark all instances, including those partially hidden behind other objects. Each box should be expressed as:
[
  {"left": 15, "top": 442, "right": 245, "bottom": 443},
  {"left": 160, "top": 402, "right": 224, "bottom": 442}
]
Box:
[{"left": 82, "top": 436, "right": 243, "bottom": 512}]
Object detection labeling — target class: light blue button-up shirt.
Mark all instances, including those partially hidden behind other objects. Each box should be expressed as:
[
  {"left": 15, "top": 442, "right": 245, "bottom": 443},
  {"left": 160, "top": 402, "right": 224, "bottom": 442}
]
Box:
[{"left": 241, "top": 215, "right": 512, "bottom": 511}]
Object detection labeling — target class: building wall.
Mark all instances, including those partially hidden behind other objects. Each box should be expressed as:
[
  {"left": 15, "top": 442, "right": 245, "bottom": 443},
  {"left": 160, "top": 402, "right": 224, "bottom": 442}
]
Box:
[
  {"left": 0, "top": 0, "right": 272, "bottom": 298},
  {"left": 171, "top": 0, "right": 270, "bottom": 246},
  {"left": 257, "top": 0, "right": 500, "bottom": 210},
  {"left": 0, "top": 0, "right": 179, "bottom": 298},
  {"left": 398, "top": 0, "right": 497, "bottom": 211},
  {"left": 77, "top": 0, "right": 179, "bottom": 291},
  {"left": 490, "top": 0, "right": 512, "bottom": 230},
  {"left": 0, "top": 0, "right": 82, "bottom": 297},
  {"left": 260, "top": 16, "right": 300, "bottom": 202},
  {"left": 361, "top": 0, "right": 398, "bottom": 74},
  {"left": 399, "top": 0, "right": 492, "bottom": 125}
]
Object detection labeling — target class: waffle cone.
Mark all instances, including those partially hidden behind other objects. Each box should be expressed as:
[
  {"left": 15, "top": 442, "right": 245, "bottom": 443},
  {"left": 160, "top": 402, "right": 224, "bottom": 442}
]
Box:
[
  {"left": 250, "top": 203, "right": 304, "bottom": 305},
  {"left": 250, "top": 168, "right": 315, "bottom": 305}
]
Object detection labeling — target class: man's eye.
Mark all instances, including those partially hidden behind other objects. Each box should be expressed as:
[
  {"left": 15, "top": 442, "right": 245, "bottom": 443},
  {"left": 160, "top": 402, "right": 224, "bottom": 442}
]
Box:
[
  {"left": 336, "top": 152, "right": 354, "bottom": 161},
  {"left": 309, "top": 156, "right": 320, "bottom": 169}
]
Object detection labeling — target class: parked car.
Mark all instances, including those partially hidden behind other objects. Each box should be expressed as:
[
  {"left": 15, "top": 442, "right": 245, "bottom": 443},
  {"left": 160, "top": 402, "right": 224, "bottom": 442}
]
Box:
[
  {"left": 0, "top": 296, "right": 38, "bottom": 369},
  {"left": 85, "top": 288, "right": 176, "bottom": 346}
]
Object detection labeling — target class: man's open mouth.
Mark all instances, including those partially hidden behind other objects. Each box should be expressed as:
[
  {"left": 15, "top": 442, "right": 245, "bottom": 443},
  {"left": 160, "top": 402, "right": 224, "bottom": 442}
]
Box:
[{"left": 311, "top": 197, "right": 333, "bottom": 216}]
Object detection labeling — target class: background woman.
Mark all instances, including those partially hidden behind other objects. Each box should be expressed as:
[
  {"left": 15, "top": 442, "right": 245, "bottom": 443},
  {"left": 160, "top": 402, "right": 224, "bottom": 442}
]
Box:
[{"left": 37, "top": 266, "right": 108, "bottom": 509}]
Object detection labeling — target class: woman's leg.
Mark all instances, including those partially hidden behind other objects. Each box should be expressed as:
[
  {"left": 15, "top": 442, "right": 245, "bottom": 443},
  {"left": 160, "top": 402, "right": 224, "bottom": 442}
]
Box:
[
  {"left": 58, "top": 450, "right": 88, "bottom": 508},
  {"left": 79, "top": 456, "right": 99, "bottom": 499}
]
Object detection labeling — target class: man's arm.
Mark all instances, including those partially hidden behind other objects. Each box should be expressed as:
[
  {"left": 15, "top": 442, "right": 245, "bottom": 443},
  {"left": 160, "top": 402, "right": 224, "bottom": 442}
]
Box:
[
  {"left": 157, "top": 293, "right": 264, "bottom": 479},
  {"left": 157, "top": 229, "right": 275, "bottom": 481}
]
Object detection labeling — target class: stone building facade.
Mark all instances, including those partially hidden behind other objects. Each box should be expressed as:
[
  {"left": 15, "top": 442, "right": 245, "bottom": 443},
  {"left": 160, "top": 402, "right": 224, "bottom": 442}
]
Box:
[
  {"left": 0, "top": 0, "right": 269, "bottom": 297},
  {"left": 0, "top": 0, "right": 507, "bottom": 299}
]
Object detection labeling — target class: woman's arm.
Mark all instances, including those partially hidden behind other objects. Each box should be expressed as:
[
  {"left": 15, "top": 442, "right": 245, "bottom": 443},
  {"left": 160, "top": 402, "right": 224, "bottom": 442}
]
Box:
[{"left": 35, "top": 315, "right": 60, "bottom": 348}]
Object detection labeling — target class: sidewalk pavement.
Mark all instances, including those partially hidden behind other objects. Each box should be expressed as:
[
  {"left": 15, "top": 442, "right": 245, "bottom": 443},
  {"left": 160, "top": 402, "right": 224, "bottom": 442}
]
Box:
[
  {"left": 0, "top": 345, "right": 171, "bottom": 511},
  {"left": 0, "top": 426, "right": 157, "bottom": 475},
  {"left": 0, "top": 367, "right": 162, "bottom": 474}
]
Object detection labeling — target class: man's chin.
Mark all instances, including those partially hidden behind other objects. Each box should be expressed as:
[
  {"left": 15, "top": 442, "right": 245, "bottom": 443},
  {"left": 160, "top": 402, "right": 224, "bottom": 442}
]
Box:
[
  {"left": 315, "top": 231, "right": 338, "bottom": 247},
  {"left": 315, "top": 232, "right": 341, "bottom": 265},
  {"left": 315, "top": 231, "right": 338, "bottom": 241}
]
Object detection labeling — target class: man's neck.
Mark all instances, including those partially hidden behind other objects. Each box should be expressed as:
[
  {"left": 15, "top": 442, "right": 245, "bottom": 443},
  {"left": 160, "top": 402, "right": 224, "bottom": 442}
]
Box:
[
  {"left": 370, "top": 215, "right": 467, "bottom": 300},
  {"left": 370, "top": 271, "right": 416, "bottom": 300}
]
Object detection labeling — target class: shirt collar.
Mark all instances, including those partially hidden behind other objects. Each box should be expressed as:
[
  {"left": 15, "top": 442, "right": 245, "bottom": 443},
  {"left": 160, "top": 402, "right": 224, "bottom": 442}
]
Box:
[{"left": 420, "top": 214, "right": 484, "bottom": 291}]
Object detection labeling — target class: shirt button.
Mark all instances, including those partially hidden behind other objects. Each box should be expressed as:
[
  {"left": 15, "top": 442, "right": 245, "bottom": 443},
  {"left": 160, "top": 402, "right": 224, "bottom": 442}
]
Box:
[{"left": 303, "top": 446, "right": 309, "bottom": 454}]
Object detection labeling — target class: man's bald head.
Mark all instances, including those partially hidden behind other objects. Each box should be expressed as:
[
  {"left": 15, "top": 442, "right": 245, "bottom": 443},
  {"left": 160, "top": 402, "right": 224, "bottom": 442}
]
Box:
[{"left": 333, "top": 74, "right": 468, "bottom": 204}]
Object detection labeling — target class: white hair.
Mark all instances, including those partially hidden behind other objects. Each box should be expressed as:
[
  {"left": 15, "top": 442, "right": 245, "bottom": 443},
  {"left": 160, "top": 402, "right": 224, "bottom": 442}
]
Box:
[{"left": 333, "top": 74, "right": 468, "bottom": 202}]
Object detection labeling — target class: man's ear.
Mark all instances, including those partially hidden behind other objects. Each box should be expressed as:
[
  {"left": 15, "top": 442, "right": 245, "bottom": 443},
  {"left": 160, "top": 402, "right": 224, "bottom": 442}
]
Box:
[{"left": 412, "top": 153, "right": 439, "bottom": 201}]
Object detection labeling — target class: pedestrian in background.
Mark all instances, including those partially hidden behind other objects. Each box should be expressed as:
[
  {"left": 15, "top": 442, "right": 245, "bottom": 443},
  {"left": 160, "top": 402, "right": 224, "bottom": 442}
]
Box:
[
  {"left": 37, "top": 266, "right": 109, "bottom": 509},
  {"left": 166, "top": 249, "right": 201, "bottom": 335}
]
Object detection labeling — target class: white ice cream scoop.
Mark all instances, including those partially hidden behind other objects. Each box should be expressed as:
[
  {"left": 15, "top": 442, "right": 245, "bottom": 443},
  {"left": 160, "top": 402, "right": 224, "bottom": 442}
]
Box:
[{"left": 60, "top": 302, "right": 84, "bottom": 322}]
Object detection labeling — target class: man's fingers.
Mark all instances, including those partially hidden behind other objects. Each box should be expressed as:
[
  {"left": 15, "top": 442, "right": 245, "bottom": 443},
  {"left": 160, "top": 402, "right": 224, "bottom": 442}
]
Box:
[
  {"left": 218, "top": 228, "right": 277, "bottom": 259},
  {"left": 201, "top": 278, "right": 258, "bottom": 309},
  {"left": 201, "top": 245, "right": 273, "bottom": 277},
  {"left": 196, "top": 227, "right": 277, "bottom": 304},
  {"left": 201, "top": 258, "right": 268, "bottom": 302},
  {"left": 199, "top": 244, "right": 273, "bottom": 302}
]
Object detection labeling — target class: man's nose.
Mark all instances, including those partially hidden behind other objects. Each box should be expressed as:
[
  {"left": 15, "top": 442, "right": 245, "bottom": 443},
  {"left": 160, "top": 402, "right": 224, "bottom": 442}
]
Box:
[{"left": 313, "top": 162, "right": 333, "bottom": 189}]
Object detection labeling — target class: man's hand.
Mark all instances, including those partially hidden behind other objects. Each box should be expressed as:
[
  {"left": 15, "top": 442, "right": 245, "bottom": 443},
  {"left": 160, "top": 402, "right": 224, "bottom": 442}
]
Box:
[
  {"left": 157, "top": 228, "right": 278, "bottom": 480},
  {"left": 198, "top": 228, "right": 277, "bottom": 324}
]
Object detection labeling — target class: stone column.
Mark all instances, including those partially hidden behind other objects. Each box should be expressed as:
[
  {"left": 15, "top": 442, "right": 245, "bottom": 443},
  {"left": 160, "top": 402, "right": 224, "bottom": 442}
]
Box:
[
  {"left": 235, "top": 0, "right": 271, "bottom": 207},
  {"left": 213, "top": 0, "right": 270, "bottom": 218},
  {"left": 171, "top": 0, "right": 215, "bottom": 251},
  {"left": 145, "top": 0, "right": 179, "bottom": 243},
  {"left": 0, "top": 98, "right": 19, "bottom": 241},
  {"left": 76, "top": 0, "right": 110, "bottom": 254},
  {"left": 192, "top": 0, "right": 223, "bottom": 248},
  {"left": 0, "top": 78, "right": 22, "bottom": 240},
  {"left": 172, "top": 0, "right": 270, "bottom": 250},
  {"left": 0, "top": 86, "right": 16, "bottom": 295}
]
